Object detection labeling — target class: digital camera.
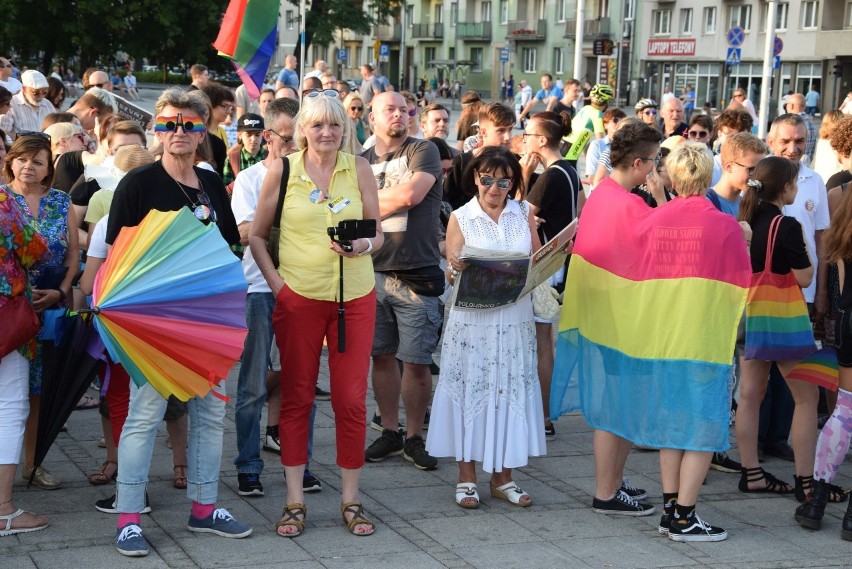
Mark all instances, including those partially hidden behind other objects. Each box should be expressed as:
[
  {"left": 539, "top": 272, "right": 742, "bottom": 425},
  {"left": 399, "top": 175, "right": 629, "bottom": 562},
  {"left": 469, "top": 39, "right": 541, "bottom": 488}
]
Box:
[{"left": 327, "top": 219, "right": 377, "bottom": 252}]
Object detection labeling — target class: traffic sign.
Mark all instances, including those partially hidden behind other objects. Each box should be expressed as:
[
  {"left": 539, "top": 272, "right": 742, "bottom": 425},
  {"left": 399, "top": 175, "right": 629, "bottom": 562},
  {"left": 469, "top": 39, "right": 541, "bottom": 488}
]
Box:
[
  {"left": 773, "top": 37, "right": 784, "bottom": 56},
  {"left": 773, "top": 55, "right": 781, "bottom": 70},
  {"left": 726, "top": 47, "right": 741, "bottom": 66},
  {"left": 379, "top": 44, "right": 390, "bottom": 57},
  {"left": 337, "top": 48, "right": 347, "bottom": 61},
  {"left": 727, "top": 26, "right": 745, "bottom": 48},
  {"left": 499, "top": 47, "right": 509, "bottom": 62}
]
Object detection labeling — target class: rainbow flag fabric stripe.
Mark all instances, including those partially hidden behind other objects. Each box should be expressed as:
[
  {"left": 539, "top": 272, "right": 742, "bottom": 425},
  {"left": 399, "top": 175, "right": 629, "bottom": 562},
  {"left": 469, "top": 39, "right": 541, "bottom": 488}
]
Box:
[
  {"left": 213, "top": 0, "right": 278, "bottom": 98},
  {"left": 786, "top": 347, "right": 839, "bottom": 391},
  {"left": 551, "top": 178, "right": 751, "bottom": 451}
]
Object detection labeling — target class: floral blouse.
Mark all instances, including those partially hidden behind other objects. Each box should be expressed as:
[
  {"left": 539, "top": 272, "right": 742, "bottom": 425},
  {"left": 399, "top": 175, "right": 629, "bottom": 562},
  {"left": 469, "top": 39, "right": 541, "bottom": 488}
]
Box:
[{"left": 0, "top": 186, "right": 48, "bottom": 359}]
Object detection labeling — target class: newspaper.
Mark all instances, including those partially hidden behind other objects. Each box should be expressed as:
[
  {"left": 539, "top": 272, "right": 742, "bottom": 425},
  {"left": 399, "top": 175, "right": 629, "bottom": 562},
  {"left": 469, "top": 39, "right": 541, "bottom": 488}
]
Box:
[
  {"left": 450, "top": 218, "right": 577, "bottom": 311},
  {"left": 113, "top": 94, "right": 153, "bottom": 130}
]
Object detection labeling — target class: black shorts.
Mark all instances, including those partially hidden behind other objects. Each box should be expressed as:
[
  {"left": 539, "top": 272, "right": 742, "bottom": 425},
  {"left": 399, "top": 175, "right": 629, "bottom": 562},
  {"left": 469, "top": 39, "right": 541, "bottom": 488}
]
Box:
[{"left": 836, "top": 307, "right": 852, "bottom": 368}]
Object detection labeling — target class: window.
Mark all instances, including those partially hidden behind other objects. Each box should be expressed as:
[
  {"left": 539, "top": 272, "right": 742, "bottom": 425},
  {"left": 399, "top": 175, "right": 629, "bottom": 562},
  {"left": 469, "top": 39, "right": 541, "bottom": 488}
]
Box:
[
  {"left": 704, "top": 7, "right": 717, "bottom": 33},
  {"left": 653, "top": 10, "right": 672, "bottom": 35},
  {"left": 801, "top": 1, "right": 819, "bottom": 29},
  {"left": 776, "top": 3, "right": 789, "bottom": 30},
  {"left": 727, "top": 5, "right": 752, "bottom": 32},
  {"left": 405, "top": 5, "right": 413, "bottom": 27},
  {"left": 557, "top": 0, "right": 567, "bottom": 22},
  {"left": 796, "top": 62, "right": 822, "bottom": 93},
  {"left": 522, "top": 47, "right": 537, "bottom": 73},
  {"left": 355, "top": 46, "right": 362, "bottom": 66},
  {"left": 470, "top": 47, "right": 483, "bottom": 72},
  {"left": 846, "top": 1, "right": 852, "bottom": 27},
  {"left": 624, "top": 0, "right": 635, "bottom": 21},
  {"left": 449, "top": 47, "right": 455, "bottom": 60},
  {"left": 500, "top": 0, "right": 509, "bottom": 24},
  {"left": 286, "top": 10, "right": 295, "bottom": 30},
  {"left": 450, "top": 2, "right": 458, "bottom": 27},
  {"left": 482, "top": 1, "right": 492, "bottom": 22},
  {"left": 425, "top": 47, "right": 436, "bottom": 66},
  {"left": 553, "top": 48, "right": 564, "bottom": 75},
  {"left": 435, "top": 3, "right": 443, "bottom": 24},
  {"left": 535, "top": 0, "right": 546, "bottom": 20},
  {"left": 675, "top": 62, "right": 721, "bottom": 108},
  {"left": 681, "top": 8, "right": 693, "bottom": 34}
]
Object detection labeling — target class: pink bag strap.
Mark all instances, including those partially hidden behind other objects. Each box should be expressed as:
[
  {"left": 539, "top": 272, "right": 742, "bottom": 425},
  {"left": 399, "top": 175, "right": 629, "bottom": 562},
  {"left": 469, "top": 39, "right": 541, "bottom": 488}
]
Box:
[{"left": 763, "top": 215, "right": 784, "bottom": 274}]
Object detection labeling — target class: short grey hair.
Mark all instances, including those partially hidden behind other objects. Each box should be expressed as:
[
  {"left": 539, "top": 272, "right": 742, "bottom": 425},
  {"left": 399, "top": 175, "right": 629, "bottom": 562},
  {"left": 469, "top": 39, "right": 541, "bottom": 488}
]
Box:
[
  {"left": 294, "top": 95, "right": 352, "bottom": 152},
  {"left": 87, "top": 87, "right": 117, "bottom": 113},
  {"left": 155, "top": 87, "right": 209, "bottom": 119},
  {"left": 265, "top": 97, "right": 299, "bottom": 127}
]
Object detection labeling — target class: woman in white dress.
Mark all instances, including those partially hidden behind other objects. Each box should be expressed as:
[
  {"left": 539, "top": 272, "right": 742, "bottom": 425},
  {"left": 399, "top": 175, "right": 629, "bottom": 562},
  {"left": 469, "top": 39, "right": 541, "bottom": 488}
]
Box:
[{"left": 426, "top": 146, "right": 545, "bottom": 509}]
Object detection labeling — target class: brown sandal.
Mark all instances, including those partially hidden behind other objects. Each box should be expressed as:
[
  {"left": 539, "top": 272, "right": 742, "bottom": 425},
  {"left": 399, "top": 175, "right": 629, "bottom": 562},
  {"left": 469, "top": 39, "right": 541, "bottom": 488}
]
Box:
[
  {"left": 340, "top": 502, "right": 375, "bottom": 536},
  {"left": 173, "top": 464, "right": 187, "bottom": 489},
  {"left": 87, "top": 461, "right": 117, "bottom": 486},
  {"left": 275, "top": 503, "right": 307, "bottom": 537}
]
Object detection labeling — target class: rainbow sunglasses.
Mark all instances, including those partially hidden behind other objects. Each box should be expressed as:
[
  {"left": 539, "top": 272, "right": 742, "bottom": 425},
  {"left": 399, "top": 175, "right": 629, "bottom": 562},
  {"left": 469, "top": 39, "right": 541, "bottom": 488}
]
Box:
[{"left": 154, "top": 113, "right": 206, "bottom": 133}]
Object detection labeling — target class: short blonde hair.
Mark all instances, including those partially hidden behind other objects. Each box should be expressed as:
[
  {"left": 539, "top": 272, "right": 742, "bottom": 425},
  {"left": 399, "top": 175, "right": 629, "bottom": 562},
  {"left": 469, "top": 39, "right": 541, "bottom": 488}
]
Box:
[
  {"left": 720, "top": 132, "right": 769, "bottom": 165},
  {"left": 666, "top": 142, "right": 714, "bottom": 197},
  {"left": 43, "top": 121, "right": 83, "bottom": 154},
  {"left": 294, "top": 94, "right": 352, "bottom": 152}
]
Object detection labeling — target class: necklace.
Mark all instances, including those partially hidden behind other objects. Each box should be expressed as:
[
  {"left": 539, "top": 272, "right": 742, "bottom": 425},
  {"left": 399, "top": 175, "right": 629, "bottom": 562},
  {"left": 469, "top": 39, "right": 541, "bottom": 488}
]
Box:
[{"left": 166, "top": 165, "right": 215, "bottom": 222}]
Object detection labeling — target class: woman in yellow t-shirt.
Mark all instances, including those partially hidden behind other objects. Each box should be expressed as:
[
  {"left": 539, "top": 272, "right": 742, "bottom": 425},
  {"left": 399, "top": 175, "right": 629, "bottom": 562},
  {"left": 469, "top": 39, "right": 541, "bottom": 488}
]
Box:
[{"left": 249, "top": 93, "right": 383, "bottom": 538}]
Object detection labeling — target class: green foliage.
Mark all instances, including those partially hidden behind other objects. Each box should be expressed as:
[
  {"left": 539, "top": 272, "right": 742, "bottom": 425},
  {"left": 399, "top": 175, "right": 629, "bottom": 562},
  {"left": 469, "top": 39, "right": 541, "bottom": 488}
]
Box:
[{"left": 285, "top": 0, "right": 402, "bottom": 50}]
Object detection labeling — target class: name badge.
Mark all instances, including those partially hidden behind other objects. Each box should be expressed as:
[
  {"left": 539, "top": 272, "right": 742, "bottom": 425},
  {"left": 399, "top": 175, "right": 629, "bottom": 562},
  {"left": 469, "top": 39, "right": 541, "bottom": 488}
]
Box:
[{"left": 327, "top": 196, "right": 351, "bottom": 213}]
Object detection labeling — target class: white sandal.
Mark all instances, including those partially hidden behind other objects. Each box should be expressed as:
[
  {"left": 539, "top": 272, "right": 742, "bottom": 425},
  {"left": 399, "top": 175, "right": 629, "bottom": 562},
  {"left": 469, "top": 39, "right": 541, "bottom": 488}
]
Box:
[
  {"left": 0, "top": 509, "right": 49, "bottom": 537},
  {"left": 455, "top": 483, "right": 480, "bottom": 509},
  {"left": 490, "top": 480, "right": 532, "bottom": 507}
]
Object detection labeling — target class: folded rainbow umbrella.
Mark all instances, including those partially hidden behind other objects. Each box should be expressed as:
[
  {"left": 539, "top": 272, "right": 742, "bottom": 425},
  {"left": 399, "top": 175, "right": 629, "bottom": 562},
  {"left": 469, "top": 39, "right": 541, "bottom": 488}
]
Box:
[
  {"left": 213, "top": 0, "right": 279, "bottom": 98},
  {"left": 92, "top": 208, "right": 248, "bottom": 401},
  {"left": 551, "top": 179, "right": 752, "bottom": 451}
]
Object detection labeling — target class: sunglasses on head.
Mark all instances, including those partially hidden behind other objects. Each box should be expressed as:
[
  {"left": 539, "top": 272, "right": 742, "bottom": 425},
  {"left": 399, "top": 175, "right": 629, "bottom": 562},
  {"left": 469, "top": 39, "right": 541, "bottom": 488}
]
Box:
[
  {"left": 688, "top": 130, "right": 709, "bottom": 138},
  {"left": 15, "top": 130, "right": 51, "bottom": 141},
  {"left": 479, "top": 175, "right": 512, "bottom": 190},
  {"left": 304, "top": 89, "right": 339, "bottom": 99},
  {"left": 154, "top": 113, "right": 206, "bottom": 133}
]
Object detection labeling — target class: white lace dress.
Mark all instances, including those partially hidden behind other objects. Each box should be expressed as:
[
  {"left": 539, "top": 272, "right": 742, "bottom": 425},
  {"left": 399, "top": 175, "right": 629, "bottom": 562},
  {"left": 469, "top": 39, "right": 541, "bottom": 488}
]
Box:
[{"left": 426, "top": 197, "right": 545, "bottom": 472}]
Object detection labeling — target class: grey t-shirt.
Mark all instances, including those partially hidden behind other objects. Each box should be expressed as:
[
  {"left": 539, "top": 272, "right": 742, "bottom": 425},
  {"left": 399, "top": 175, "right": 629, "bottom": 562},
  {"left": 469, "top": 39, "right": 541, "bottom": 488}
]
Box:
[
  {"left": 361, "top": 138, "right": 442, "bottom": 272},
  {"left": 359, "top": 77, "right": 382, "bottom": 107}
]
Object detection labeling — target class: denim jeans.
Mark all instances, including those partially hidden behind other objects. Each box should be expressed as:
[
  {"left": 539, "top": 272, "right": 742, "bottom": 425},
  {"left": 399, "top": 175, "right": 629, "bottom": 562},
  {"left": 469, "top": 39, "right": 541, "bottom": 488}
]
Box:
[
  {"left": 234, "top": 292, "right": 316, "bottom": 474},
  {"left": 117, "top": 381, "right": 225, "bottom": 513}
]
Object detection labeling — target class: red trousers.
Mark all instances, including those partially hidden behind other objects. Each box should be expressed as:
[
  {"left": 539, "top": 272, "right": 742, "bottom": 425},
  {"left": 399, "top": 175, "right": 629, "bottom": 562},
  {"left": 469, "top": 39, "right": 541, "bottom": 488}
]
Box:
[
  {"left": 102, "top": 362, "right": 130, "bottom": 444},
  {"left": 272, "top": 286, "right": 375, "bottom": 469}
]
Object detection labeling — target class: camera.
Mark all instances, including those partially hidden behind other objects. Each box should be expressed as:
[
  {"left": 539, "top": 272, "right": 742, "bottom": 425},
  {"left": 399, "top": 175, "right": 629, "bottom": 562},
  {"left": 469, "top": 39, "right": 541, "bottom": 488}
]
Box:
[{"left": 327, "top": 219, "right": 376, "bottom": 252}]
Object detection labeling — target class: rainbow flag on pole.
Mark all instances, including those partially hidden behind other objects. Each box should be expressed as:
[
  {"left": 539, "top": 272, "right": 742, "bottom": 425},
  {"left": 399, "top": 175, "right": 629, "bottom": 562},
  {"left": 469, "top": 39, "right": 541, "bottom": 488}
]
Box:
[
  {"left": 550, "top": 178, "right": 751, "bottom": 451},
  {"left": 213, "top": 0, "right": 279, "bottom": 98}
]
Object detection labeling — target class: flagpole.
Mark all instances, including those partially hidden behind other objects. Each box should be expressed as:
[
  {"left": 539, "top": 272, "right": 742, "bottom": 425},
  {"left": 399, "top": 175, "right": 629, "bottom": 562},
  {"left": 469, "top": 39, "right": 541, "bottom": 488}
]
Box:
[{"left": 299, "top": 0, "right": 306, "bottom": 88}]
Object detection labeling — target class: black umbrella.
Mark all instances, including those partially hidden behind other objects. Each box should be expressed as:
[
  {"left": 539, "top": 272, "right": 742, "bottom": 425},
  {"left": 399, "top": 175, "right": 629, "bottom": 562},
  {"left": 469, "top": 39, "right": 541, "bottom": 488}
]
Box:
[{"left": 29, "top": 311, "right": 104, "bottom": 486}]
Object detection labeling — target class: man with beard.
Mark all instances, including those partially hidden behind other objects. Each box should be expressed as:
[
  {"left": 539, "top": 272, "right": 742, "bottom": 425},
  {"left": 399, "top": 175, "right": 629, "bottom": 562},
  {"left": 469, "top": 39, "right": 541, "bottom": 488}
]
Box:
[{"left": 0, "top": 70, "right": 55, "bottom": 135}]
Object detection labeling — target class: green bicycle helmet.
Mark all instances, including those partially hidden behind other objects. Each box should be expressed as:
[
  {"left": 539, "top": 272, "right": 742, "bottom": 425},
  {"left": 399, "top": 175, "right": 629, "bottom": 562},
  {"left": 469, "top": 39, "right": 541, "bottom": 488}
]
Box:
[{"left": 590, "top": 83, "right": 614, "bottom": 102}]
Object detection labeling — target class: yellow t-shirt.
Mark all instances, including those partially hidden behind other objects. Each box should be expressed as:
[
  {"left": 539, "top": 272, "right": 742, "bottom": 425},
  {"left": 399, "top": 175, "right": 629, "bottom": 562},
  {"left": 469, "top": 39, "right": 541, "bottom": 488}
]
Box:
[
  {"left": 278, "top": 151, "right": 374, "bottom": 302},
  {"left": 85, "top": 189, "right": 114, "bottom": 225}
]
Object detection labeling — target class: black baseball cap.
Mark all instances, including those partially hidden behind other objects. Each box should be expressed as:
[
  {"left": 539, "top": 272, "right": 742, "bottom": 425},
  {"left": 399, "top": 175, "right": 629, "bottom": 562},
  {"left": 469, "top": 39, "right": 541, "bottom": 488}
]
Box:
[{"left": 237, "top": 113, "right": 264, "bottom": 131}]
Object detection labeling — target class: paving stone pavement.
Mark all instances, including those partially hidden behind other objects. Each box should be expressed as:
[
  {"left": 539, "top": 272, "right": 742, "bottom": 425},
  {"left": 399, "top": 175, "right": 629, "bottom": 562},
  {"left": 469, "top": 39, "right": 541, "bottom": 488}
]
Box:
[{"left": 4, "top": 352, "right": 852, "bottom": 568}]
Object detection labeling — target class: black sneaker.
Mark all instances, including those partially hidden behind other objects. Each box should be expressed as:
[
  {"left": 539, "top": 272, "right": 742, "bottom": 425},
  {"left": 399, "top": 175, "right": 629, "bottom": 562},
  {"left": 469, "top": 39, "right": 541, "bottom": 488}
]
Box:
[
  {"left": 544, "top": 422, "right": 556, "bottom": 439},
  {"left": 709, "top": 451, "right": 741, "bottom": 473},
  {"left": 369, "top": 412, "right": 404, "bottom": 433},
  {"left": 96, "top": 492, "right": 152, "bottom": 514},
  {"left": 303, "top": 470, "right": 322, "bottom": 493},
  {"left": 402, "top": 435, "right": 438, "bottom": 471},
  {"left": 315, "top": 386, "right": 331, "bottom": 401},
  {"left": 365, "top": 429, "right": 404, "bottom": 462},
  {"left": 422, "top": 409, "right": 431, "bottom": 431},
  {"left": 668, "top": 514, "right": 728, "bottom": 542},
  {"left": 592, "top": 490, "right": 655, "bottom": 516},
  {"left": 620, "top": 479, "right": 648, "bottom": 501},
  {"left": 237, "top": 473, "right": 264, "bottom": 497},
  {"left": 263, "top": 427, "right": 281, "bottom": 455},
  {"left": 659, "top": 511, "right": 672, "bottom": 535},
  {"left": 429, "top": 362, "right": 440, "bottom": 375}
]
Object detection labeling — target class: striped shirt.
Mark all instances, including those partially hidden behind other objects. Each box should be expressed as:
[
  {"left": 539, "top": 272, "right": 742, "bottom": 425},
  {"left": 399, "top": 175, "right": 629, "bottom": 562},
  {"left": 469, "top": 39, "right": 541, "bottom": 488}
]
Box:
[{"left": 0, "top": 92, "right": 56, "bottom": 135}]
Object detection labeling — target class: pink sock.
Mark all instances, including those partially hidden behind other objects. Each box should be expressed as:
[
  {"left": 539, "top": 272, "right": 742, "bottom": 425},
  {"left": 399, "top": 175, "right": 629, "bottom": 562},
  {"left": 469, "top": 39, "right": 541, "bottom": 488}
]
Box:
[
  {"left": 117, "top": 513, "right": 141, "bottom": 528},
  {"left": 192, "top": 501, "right": 215, "bottom": 520}
]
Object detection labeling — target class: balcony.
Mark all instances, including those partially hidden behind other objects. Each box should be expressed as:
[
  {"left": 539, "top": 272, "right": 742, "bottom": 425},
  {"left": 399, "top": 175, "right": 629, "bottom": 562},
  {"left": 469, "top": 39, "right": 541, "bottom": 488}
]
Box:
[
  {"left": 372, "top": 23, "right": 402, "bottom": 41},
  {"left": 507, "top": 20, "right": 547, "bottom": 41},
  {"left": 411, "top": 23, "right": 445, "bottom": 40},
  {"left": 457, "top": 22, "right": 492, "bottom": 41},
  {"left": 564, "top": 18, "right": 612, "bottom": 39}
]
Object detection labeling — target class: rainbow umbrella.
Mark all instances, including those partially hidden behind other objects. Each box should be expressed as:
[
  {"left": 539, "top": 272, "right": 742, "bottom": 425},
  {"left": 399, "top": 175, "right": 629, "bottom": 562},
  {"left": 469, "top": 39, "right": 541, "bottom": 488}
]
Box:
[
  {"left": 786, "top": 346, "right": 840, "bottom": 392},
  {"left": 92, "top": 208, "right": 248, "bottom": 401}
]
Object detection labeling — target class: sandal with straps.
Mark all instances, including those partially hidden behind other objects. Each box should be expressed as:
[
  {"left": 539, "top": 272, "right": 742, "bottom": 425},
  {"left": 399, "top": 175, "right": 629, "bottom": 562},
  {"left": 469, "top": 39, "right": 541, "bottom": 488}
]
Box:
[
  {"left": 455, "top": 482, "right": 479, "bottom": 509},
  {"left": 340, "top": 502, "right": 375, "bottom": 536},
  {"left": 87, "top": 460, "right": 117, "bottom": 486},
  {"left": 275, "top": 503, "right": 307, "bottom": 538},
  {"left": 490, "top": 480, "right": 532, "bottom": 507},
  {"left": 738, "top": 467, "right": 794, "bottom": 494},
  {"left": 795, "top": 475, "right": 849, "bottom": 504},
  {"left": 173, "top": 465, "right": 187, "bottom": 489},
  {"left": 0, "top": 509, "right": 49, "bottom": 537}
]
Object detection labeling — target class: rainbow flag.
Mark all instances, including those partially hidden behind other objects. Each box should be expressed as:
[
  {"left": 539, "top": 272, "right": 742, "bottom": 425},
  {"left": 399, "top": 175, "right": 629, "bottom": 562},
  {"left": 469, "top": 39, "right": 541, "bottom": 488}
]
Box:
[
  {"left": 787, "top": 347, "right": 839, "bottom": 392},
  {"left": 551, "top": 178, "right": 752, "bottom": 451},
  {"left": 213, "top": 0, "right": 279, "bottom": 98}
]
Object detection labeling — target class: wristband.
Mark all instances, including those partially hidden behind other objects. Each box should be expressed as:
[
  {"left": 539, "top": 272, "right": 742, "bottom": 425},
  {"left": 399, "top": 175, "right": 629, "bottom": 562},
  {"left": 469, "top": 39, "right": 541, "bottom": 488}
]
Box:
[
  {"left": 357, "top": 238, "right": 373, "bottom": 256},
  {"left": 262, "top": 266, "right": 277, "bottom": 273}
]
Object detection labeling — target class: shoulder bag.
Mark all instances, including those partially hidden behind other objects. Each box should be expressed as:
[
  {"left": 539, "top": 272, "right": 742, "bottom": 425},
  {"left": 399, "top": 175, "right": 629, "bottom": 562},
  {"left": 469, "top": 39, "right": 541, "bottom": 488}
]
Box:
[{"left": 265, "top": 155, "right": 291, "bottom": 269}]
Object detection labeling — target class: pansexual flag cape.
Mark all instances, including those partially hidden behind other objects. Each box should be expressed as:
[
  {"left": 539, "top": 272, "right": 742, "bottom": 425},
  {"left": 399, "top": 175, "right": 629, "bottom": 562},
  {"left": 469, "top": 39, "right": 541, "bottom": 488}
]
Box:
[
  {"left": 213, "top": 0, "right": 278, "bottom": 98},
  {"left": 550, "top": 178, "right": 751, "bottom": 451}
]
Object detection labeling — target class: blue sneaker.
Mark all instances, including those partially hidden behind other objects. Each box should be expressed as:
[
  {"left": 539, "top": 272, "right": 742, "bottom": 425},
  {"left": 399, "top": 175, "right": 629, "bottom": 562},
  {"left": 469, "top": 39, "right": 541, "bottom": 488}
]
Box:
[
  {"left": 115, "top": 523, "right": 149, "bottom": 557},
  {"left": 187, "top": 508, "right": 252, "bottom": 538}
]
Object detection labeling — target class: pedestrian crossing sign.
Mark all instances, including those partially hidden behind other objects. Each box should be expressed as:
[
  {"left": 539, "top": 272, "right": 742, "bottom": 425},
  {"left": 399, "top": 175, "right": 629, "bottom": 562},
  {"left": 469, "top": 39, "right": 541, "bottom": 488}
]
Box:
[{"left": 726, "top": 48, "right": 741, "bottom": 66}]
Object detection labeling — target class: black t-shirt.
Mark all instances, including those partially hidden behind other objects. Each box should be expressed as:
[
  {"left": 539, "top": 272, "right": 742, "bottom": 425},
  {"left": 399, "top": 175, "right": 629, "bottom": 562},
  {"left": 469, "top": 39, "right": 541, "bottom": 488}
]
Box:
[
  {"left": 106, "top": 160, "right": 239, "bottom": 246},
  {"left": 443, "top": 151, "right": 473, "bottom": 211},
  {"left": 209, "top": 135, "right": 227, "bottom": 176},
  {"left": 664, "top": 122, "right": 689, "bottom": 138},
  {"left": 826, "top": 170, "right": 852, "bottom": 191},
  {"left": 749, "top": 202, "right": 810, "bottom": 274},
  {"left": 525, "top": 159, "right": 579, "bottom": 242},
  {"left": 551, "top": 101, "right": 576, "bottom": 120},
  {"left": 69, "top": 175, "right": 101, "bottom": 207},
  {"left": 53, "top": 150, "right": 85, "bottom": 193}
]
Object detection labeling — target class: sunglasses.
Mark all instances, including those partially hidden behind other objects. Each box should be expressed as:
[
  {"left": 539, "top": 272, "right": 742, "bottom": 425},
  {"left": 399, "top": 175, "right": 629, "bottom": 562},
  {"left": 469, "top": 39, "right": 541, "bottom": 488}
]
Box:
[
  {"left": 154, "top": 113, "right": 206, "bottom": 133},
  {"left": 267, "top": 130, "right": 294, "bottom": 145},
  {"left": 643, "top": 109, "right": 657, "bottom": 116},
  {"left": 478, "top": 175, "right": 512, "bottom": 190},
  {"left": 15, "top": 131, "right": 51, "bottom": 141},
  {"left": 304, "top": 89, "right": 339, "bottom": 99},
  {"left": 688, "top": 130, "right": 709, "bottom": 138},
  {"left": 407, "top": 108, "right": 418, "bottom": 117},
  {"left": 92, "top": 82, "right": 109, "bottom": 89},
  {"left": 350, "top": 105, "right": 364, "bottom": 111}
]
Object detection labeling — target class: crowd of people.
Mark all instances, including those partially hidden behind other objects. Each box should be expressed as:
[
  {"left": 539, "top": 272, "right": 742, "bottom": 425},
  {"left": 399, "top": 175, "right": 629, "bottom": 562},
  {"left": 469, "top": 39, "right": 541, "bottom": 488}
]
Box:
[{"left": 2, "top": 55, "right": 852, "bottom": 557}]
